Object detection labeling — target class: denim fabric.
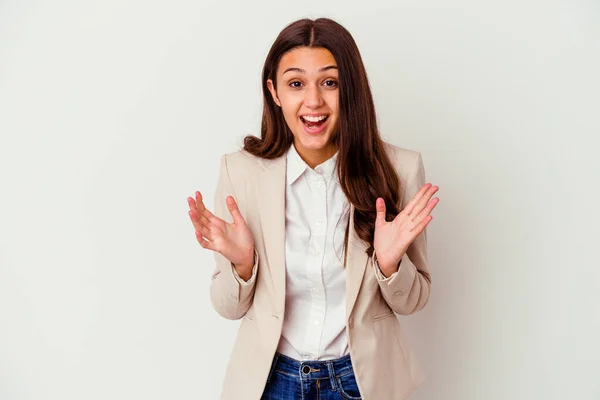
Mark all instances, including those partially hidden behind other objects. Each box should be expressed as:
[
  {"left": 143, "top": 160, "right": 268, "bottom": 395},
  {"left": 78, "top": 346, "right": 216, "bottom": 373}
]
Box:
[{"left": 261, "top": 351, "right": 362, "bottom": 400}]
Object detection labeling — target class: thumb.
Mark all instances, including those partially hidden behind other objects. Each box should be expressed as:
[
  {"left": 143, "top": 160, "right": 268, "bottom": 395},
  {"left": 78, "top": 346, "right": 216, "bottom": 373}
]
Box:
[
  {"left": 375, "top": 197, "right": 386, "bottom": 225},
  {"left": 226, "top": 196, "right": 246, "bottom": 225}
]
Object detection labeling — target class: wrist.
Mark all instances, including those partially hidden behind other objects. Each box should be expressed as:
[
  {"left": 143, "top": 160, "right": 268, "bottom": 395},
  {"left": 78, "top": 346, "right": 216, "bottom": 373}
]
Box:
[
  {"left": 379, "top": 265, "right": 397, "bottom": 278},
  {"left": 233, "top": 251, "right": 255, "bottom": 281},
  {"left": 374, "top": 252, "right": 404, "bottom": 277},
  {"left": 234, "top": 263, "right": 253, "bottom": 281}
]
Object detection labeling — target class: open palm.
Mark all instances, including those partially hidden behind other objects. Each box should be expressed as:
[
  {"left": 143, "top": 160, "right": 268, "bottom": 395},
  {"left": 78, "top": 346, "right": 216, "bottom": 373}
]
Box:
[
  {"left": 373, "top": 183, "right": 439, "bottom": 273},
  {"left": 187, "top": 191, "right": 255, "bottom": 269}
]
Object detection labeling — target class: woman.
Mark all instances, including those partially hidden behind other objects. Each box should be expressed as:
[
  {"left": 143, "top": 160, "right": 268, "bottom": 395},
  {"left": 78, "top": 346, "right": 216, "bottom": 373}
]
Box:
[{"left": 187, "top": 17, "right": 439, "bottom": 400}]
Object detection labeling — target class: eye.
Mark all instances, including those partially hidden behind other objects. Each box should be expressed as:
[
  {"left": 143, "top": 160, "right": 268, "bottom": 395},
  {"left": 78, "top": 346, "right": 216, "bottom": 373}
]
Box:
[
  {"left": 323, "top": 80, "right": 338, "bottom": 88},
  {"left": 289, "top": 81, "right": 303, "bottom": 88}
]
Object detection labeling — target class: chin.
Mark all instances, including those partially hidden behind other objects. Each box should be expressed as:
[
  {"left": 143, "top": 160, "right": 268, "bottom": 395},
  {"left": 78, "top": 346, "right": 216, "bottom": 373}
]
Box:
[{"left": 296, "top": 132, "right": 332, "bottom": 149}]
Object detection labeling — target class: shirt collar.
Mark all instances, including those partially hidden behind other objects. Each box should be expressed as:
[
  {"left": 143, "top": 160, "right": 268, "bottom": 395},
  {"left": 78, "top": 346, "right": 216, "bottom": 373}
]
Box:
[{"left": 286, "top": 143, "right": 339, "bottom": 186}]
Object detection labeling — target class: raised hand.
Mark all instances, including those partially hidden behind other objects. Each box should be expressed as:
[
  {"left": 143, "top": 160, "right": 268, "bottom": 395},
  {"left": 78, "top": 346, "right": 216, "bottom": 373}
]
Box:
[
  {"left": 373, "top": 183, "right": 439, "bottom": 276},
  {"left": 187, "top": 191, "right": 255, "bottom": 276}
]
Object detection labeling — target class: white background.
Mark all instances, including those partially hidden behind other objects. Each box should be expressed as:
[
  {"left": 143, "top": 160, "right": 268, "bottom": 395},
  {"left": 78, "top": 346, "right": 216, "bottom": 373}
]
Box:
[{"left": 1, "top": 1, "right": 599, "bottom": 399}]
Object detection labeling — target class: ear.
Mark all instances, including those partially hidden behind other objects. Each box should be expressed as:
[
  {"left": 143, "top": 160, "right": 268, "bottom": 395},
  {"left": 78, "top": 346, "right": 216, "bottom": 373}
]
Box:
[{"left": 266, "top": 79, "right": 281, "bottom": 107}]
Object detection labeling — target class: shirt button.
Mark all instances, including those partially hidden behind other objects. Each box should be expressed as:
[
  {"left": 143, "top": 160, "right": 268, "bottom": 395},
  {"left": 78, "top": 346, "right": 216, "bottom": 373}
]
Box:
[
  {"left": 314, "top": 320, "right": 320, "bottom": 326},
  {"left": 316, "top": 220, "right": 322, "bottom": 226}
]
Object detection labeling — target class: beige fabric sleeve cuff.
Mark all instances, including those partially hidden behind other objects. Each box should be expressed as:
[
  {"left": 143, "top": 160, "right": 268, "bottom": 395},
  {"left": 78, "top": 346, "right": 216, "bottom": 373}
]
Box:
[{"left": 231, "top": 249, "right": 259, "bottom": 286}]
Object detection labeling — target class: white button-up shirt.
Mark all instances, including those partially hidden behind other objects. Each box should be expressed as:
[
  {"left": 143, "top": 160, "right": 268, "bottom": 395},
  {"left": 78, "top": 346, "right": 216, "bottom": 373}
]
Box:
[
  {"left": 232, "top": 143, "right": 399, "bottom": 361},
  {"left": 276, "top": 143, "right": 351, "bottom": 361}
]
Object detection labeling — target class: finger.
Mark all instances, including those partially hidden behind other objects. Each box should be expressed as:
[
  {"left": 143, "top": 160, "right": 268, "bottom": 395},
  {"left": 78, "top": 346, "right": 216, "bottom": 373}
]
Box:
[
  {"left": 188, "top": 205, "right": 212, "bottom": 230},
  {"left": 195, "top": 191, "right": 225, "bottom": 230},
  {"left": 187, "top": 196, "right": 197, "bottom": 211},
  {"left": 197, "top": 210, "right": 211, "bottom": 226},
  {"left": 188, "top": 209, "right": 205, "bottom": 232},
  {"left": 226, "top": 196, "right": 246, "bottom": 226},
  {"left": 196, "top": 227, "right": 218, "bottom": 248},
  {"left": 195, "top": 231, "right": 215, "bottom": 251},
  {"left": 375, "top": 197, "right": 386, "bottom": 225},
  {"left": 195, "top": 191, "right": 206, "bottom": 214},
  {"left": 409, "top": 215, "right": 433, "bottom": 237},
  {"left": 409, "top": 198, "right": 439, "bottom": 228},
  {"left": 202, "top": 207, "right": 219, "bottom": 224},
  {"left": 198, "top": 225, "right": 210, "bottom": 241},
  {"left": 403, "top": 183, "right": 432, "bottom": 216},
  {"left": 196, "top": 230, "right": 207, "bottom": 245},
  {"left": 201, "top": 208, "right": 228, "bottom": 236},
  {"left": 412, "top": 186, "right": 439, "bottom": 218},
  {"left": 407, "top": 185, "right": 438, "bottom": 219}
]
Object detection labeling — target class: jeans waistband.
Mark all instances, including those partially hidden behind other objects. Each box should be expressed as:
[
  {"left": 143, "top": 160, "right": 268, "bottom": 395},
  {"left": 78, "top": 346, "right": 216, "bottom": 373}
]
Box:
[{"left": 272, "top": 351, "right": 355, "bottom": 381}]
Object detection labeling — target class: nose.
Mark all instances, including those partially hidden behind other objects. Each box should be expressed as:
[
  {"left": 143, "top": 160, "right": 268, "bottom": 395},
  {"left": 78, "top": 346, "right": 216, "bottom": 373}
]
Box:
[{"left": 303, "top": 84, "right": 324, "bottom": 108}]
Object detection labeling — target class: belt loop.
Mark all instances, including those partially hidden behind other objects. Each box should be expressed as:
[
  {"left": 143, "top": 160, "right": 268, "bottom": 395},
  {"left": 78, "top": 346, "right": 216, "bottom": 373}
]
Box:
[{"left": 327, "top": 361, "right": 337, "bottom": 390}]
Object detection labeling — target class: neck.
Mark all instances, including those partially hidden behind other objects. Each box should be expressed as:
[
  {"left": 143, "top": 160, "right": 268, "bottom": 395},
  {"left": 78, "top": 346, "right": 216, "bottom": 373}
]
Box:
[{"left": 294, "top": 142, "right": 338, "bottom": 169}]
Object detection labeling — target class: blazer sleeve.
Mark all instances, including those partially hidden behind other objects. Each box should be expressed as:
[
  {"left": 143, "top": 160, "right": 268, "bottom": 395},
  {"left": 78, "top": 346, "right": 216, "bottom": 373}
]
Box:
[
  {"left": 371, "top": 151, "right": 432, "bottom": 315},
  {"left": 209, "top": 153, "right": 257, "bottom": 320}
]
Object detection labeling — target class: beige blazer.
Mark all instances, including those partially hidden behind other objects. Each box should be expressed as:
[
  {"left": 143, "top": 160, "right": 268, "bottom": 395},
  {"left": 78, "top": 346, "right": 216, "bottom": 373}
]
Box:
[{"left": 209, "top": 141, "right": 431, "bottom": 400}]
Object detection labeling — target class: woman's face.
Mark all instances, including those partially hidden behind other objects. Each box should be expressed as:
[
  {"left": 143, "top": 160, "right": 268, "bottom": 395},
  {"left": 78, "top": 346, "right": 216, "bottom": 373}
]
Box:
[{"left": 267, "top": 46, "right": 339, "bottom": 166}]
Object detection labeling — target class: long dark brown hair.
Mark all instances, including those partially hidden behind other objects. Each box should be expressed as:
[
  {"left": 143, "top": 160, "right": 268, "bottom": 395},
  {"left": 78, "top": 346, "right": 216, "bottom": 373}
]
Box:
[{"left": 243, "top": 17, "right": 402, "bottom": 263}]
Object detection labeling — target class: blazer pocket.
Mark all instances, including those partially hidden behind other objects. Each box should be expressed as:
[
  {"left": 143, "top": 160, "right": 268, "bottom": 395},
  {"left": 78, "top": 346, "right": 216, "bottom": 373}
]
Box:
[{"left": 372, "top": 309, "right": 411, "bottom": 374}]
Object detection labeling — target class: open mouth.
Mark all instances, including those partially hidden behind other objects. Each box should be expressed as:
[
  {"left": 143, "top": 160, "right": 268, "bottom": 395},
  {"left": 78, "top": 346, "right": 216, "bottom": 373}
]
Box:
[{"left": 300, "top": 115, "right": 329, "bottom": 129}]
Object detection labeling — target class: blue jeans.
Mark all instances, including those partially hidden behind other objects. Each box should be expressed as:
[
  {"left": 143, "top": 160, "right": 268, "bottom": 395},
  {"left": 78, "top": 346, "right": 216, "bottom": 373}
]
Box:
[{"left": 261, "top": 351, "right": 362, "bottom": 400}]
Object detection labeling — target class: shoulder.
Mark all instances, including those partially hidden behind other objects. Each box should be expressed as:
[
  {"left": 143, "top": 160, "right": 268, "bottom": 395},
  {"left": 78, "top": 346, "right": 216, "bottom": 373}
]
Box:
[
  {"left": 219, "top": 148, "right": 265, "bottom": 175},
  {"left": 221, "top": 148, "right": 262, "bottom": 165},
  {"left": 381, "top": 140, "right": 422, "bottom": 182}
]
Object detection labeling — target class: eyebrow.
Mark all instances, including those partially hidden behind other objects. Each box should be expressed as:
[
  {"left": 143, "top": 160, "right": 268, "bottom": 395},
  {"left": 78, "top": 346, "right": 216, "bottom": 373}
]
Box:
[{"left": 282, "top": 65, "right": 338, "bottom": 75}]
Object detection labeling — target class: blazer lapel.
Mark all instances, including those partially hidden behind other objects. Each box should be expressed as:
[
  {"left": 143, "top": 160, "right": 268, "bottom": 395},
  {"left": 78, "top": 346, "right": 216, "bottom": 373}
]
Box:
[
  {"left": 256, "top": 154, "right": 369, "bottom": 321},
  {"left": 256, "top": 155, "right": 287, "bottom": 315},
  {"left": 345, "top": 203, "right": 369, "bottom": 320}
]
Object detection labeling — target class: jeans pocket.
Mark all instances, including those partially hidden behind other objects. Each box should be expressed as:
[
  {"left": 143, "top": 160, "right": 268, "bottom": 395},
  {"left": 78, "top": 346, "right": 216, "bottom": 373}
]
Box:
[{"left": 336, "top": 372, "right": 362, "bottom": 400}]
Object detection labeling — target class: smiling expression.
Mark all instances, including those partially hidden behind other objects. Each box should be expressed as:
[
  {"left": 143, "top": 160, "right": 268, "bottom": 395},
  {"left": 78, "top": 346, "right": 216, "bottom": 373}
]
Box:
[{"left": 267, "top": 46, "right": 340, "bottom": 167}]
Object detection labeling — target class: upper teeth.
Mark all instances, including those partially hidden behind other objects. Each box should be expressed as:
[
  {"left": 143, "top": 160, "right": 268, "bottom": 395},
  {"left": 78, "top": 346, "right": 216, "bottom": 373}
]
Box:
[{"left": 302, "top": 115, "right": 327, "bottom": 122}]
